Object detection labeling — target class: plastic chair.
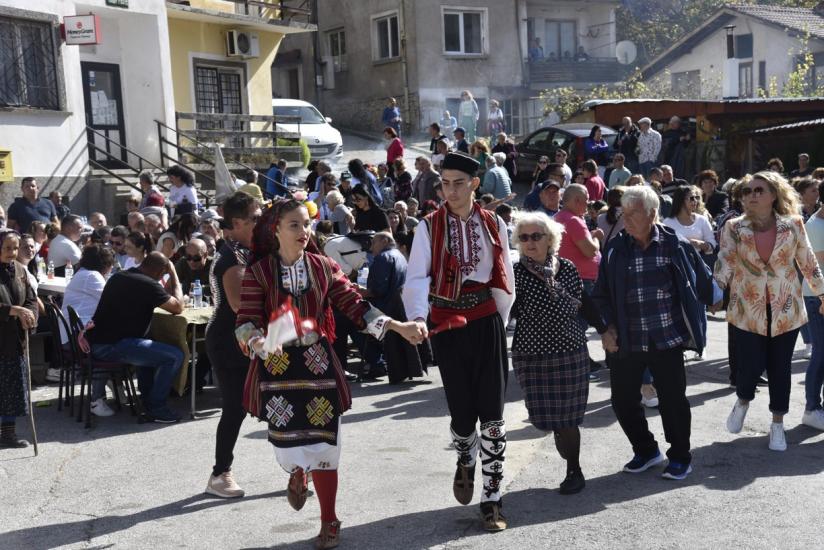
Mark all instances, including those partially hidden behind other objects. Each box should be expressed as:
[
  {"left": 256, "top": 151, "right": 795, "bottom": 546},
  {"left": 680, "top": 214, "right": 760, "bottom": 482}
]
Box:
[{"left": 66, "top": 306, "right": 141, "bottom": 428}]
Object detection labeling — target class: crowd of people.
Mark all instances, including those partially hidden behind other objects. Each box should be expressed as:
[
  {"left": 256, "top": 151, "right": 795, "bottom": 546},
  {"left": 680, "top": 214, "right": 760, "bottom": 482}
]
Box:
[{"left": 3, "top": 109, "right": 824, "bottom": 548}]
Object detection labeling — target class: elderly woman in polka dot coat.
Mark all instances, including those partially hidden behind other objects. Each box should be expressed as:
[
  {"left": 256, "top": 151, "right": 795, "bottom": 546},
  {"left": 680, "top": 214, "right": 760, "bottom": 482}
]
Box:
[{"left": 510, "top": 211, "right": 606, "bottom": 495}]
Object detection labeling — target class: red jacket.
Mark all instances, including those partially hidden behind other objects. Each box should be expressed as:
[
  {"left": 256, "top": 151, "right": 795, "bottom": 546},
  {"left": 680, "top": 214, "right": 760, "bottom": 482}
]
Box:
[{"left": 387, "top": 138, "right": 404, "bottom": 165}]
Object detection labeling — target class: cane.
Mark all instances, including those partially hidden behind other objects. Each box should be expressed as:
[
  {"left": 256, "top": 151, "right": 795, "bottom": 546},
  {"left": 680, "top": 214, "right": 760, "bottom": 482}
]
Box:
[{"left": 24, "top": 331, "right": 39, "bottom": 457}]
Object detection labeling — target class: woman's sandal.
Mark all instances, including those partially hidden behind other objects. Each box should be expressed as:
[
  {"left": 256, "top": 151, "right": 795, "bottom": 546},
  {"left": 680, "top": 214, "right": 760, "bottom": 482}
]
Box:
[
  {"left": 287, "top": 469, "right": 308, "bottom": 511},
  {"left": 314, "top": 520, "right": 341, "bottom": 549}
]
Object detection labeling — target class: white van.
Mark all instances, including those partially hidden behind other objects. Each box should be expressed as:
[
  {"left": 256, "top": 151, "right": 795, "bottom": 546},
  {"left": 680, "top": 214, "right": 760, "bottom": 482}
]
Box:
[{"left": 272, "top": 98, "right": 343, "bottom": 160}]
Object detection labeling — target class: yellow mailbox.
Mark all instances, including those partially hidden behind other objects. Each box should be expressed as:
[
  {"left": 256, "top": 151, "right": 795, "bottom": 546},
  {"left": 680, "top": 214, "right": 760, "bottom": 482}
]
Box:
[{"left": 0, "top": 150, "right": 12, "bottom": 183}]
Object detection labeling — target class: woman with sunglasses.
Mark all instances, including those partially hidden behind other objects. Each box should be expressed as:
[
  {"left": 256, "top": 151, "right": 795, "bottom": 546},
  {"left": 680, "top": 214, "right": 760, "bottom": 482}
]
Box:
[
  {"left": 235, "top": 199, "right": 423, "bottom": 548},
  {"left": 531, "top": 156, "right": 551, "bottom": 191},
  {"left": 715, "top": 171, "right": 824, "bottom": 451},
  {"left": 663, "top": 185, "right": 716, "bottom": 262},
  {"left": 510, "top": 212, "right": 606, "bottom": 495},
  {"left": 351, "top": 184, "right": 389, "bottom": 233}
]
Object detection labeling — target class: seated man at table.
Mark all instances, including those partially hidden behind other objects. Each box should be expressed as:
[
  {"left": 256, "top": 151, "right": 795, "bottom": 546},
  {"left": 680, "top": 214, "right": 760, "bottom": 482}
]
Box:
[
  {"left": 86, "top": 251, "right": 185, "bottom": 423},
  {"left": 173, "top": 238, "right": 212, "bottom": 298}
]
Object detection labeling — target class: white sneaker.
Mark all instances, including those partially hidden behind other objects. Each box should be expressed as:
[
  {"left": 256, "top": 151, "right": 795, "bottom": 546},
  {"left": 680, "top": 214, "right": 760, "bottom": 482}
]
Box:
[
  {"left": 768, "top": 422, "right": 787, "bottom": 451},
  {"left": 801, "top": 409, "right": 824, "bottom": 431},
  {"left": 726, "top": 400, "right": 749, "bottom": 433},
  {"left": 90, "top": 398, "right": 115, "bottom": 417},
  {"left": 804, "top": 343, "right": 813, "bottom": 359},
  {"left": 641, "top": 385, "right": 659, "bottom": 408},
  {"left": 206, "top": 471, "right": 245, "bottom": 498},
  {"left": 45, "top": 368, "right": 61, "bottom": 382}
]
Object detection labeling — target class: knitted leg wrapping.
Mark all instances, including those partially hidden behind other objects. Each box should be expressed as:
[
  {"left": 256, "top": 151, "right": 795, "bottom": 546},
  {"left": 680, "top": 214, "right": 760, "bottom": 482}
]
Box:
[{"left": 479, "top": 420, "right": 506, "bottom": 503}]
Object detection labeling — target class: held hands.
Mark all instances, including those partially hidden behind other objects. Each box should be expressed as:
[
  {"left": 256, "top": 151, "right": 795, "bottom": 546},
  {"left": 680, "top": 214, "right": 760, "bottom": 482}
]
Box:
[
  {"left": 393, "top": 320, "right": 428, "bottom": 345},
  {"left": 600, "top": 326, "right": 619, "bottom": 354},
  {"left": 709, "top": 300, "right": 725, "bottom": 314},
  {"left": 11, "top": 306, "right": 36, "bottom": 330}
]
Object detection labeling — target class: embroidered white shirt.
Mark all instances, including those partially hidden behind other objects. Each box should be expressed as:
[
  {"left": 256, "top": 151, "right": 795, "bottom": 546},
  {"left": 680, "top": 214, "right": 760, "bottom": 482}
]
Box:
[{"left": 402, "top": 210, "right": 515, "bottom": 324}]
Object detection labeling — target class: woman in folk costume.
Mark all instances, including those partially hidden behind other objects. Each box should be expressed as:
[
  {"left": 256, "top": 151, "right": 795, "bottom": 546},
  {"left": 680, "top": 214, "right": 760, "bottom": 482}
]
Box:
[
  {"left": 234, "top": 199, "right": 423, "bottom": 549},
  {"left": 402, "top": 152, "right": 515, "bottom": 532}
]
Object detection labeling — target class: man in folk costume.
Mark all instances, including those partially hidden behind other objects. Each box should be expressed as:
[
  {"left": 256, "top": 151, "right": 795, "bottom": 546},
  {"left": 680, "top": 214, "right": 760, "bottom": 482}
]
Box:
[
  {"left": 403, "top": 152, "right": 515, "bottom": 531},
  {"left": 235, "top": 199, "right": 423, "bottom": 549}
]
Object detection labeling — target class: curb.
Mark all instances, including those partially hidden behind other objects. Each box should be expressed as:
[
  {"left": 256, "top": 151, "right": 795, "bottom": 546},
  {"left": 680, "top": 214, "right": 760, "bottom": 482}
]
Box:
[{"left": 341, "top": 128, "right": 432, "bottom": 157}]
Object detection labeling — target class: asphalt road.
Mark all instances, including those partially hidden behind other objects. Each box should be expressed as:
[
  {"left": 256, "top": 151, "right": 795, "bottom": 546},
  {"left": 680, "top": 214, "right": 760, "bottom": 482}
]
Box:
[
  {"left": 3, "top": 134, "right": 823, "bottom": 549},
  {"left": 3, "top": 311, "right": 824, "bottom": 549}
]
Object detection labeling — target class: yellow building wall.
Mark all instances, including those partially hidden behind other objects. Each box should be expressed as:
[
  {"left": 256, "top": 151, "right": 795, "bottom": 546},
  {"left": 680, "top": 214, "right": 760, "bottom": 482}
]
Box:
[{"left": 167, "top": 17, "right": 283, "bottom": 117}]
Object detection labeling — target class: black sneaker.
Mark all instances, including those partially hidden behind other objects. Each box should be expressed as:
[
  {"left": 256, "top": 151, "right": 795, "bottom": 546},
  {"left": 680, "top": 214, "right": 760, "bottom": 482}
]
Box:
[
  {"left": 661, "top": 461, "right": 693, "bottom": 480},
  {"left": 146, "top": 407, "right": 181, "bottom": 424},
  {"left": 0, "top": 437, "right": 29, "bottom": 449},
  {"left": 623, "top": 449, "right": 665, "bottom": 473},
  {"left": 559, "top": 469, "right": 586, "bottom": 495}
]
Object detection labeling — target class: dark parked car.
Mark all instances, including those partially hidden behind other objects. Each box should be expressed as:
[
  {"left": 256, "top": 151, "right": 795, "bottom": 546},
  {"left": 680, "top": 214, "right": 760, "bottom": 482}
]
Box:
[{"left": 515, "top": 123, "right": 618, "bottom": 180}]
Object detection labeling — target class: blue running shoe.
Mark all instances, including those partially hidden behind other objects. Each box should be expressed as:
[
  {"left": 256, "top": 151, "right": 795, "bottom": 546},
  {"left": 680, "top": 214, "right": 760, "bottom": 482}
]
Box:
[
  {"left": 622, "top": 449, "right": 665, "bottom": 473},
  {"left": 661, "top": 461, "right": 693, "bottom": 480}
]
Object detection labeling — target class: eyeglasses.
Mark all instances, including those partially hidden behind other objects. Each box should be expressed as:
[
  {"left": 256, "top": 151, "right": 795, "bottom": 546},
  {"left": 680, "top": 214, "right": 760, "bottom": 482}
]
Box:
[
  {"left": 518, "top": 232, "right": 546, "bottom": 243},
  {"left": 741, "top": 186, "right": 766, "bottom": 197},
  {"left": 185, "top": 255, "right": 203, "bottom": 262}
]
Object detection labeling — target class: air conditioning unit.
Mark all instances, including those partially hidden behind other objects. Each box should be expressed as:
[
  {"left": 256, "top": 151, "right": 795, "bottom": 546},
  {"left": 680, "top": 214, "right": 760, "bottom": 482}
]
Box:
[{"left": 226, "top": 30, "right": 260, "bottom": 58}]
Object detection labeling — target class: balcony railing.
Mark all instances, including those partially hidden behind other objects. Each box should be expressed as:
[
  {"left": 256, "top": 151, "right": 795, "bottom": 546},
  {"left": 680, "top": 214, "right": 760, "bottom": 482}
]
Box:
[
  {"left": 527, "top": 57, "right": 630, "bottom": 85},
  {"left": 223, "top": 0, "right": 312, "bottom": 22}
]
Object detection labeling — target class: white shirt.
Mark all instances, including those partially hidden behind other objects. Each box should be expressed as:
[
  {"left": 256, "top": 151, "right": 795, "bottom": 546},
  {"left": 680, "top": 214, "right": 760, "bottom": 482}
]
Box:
[
  {"left": 402, "top": 210, "right": 516, "bottom": 324},
  {"left": 168, "top": 184, "right": 198, "bottom": 208},
  {"left": 638, "top": 128, "right": 662, "bottom": 164},
  {"left": 804, "top": 215, "right": 824, "bottom": 296},
  {"left": 47, "top": 234, "right": 82, "bottom": 268},
  {"left": 59, "top": 268, "right": 106, "bottom": 344},
  {"left": 663, "top": 214, "right": 717, "bottom": 250},
  {"left": 561, "top": 164, "right": 573, "bottom": 186}
]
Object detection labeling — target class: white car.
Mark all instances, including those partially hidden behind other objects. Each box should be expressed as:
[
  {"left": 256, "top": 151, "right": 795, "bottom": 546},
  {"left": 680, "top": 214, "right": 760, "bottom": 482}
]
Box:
[{"left": 272, "top": 98, "right": 343, "bottom": 160}]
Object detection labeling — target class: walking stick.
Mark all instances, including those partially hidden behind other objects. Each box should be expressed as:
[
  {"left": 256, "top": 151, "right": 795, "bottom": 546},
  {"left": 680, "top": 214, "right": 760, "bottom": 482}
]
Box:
[{"left": 24, "top": 331, "right": 39, "bottom": 457}]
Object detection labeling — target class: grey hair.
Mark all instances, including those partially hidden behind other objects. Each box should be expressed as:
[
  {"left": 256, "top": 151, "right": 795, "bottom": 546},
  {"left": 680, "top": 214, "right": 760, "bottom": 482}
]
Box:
[
  {"left": 563, "top": 183, "right": 588, "bottom": 202},
  {"left": 374, "top": 230, "right": 396, "bottom": 247},
  {"left": 138, "top": 170, "right": 153, "bottom": 185},
  {"left": 511, "top": 211, "right": 565, "bottom": 256},
  {"left": 621, "top": 186, "right": 660, "bottom": 217},
  {"left": 326, "top": 189, "right": 344, "bottom": 208},
  {"left": 492, "top": 152, "right": 506, "bottom": 166},
  {"left": 660, "top": 164, "right": 673, "bottom": 173},
  {"left": 486, "top": 156, "right": 498, "bottom": 167}
]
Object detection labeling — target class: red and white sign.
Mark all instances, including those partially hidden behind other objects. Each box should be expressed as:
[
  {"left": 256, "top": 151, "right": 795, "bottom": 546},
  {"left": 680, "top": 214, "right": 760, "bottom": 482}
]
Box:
[{"left": 63, "top": 15, "right": 101, "bottom": 45}]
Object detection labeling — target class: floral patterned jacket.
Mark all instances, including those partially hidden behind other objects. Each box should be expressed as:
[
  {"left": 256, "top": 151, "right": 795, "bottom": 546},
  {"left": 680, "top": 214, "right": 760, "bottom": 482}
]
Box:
[{"left": 715, "top": 214, "right": 824, "bottom": 336}]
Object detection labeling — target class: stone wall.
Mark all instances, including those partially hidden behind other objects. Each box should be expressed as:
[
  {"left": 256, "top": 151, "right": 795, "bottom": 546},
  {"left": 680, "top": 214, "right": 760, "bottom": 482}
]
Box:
[{"left": 321, "top": 92, "right": 421, "bottom": 135}]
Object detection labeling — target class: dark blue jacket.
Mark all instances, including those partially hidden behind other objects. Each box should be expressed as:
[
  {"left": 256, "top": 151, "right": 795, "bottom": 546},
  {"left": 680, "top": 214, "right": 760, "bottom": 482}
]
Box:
[{"left": 591, "top": 224, "right": 717, "bottom": 357}]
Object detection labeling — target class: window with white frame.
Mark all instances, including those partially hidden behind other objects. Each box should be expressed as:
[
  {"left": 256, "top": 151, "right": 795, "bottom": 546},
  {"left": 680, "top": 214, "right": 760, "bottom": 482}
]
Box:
[
  {"left": 443, "top": 8, "right": 486, "bottom": 55},
  {"left": 0, "top": 15, "right": 60, "bottom": 110},
  {"left": 327, "top": 28, "right": 347, "bottom": 71},
  {"left": 372, "top": 12, "right": 399, "bottom": 61}
]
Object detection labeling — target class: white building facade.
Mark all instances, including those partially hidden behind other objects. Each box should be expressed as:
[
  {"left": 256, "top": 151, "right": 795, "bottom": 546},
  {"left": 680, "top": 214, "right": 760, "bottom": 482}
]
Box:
[{"left": 0, "top": 0, "right": 175, "bottom": 210}]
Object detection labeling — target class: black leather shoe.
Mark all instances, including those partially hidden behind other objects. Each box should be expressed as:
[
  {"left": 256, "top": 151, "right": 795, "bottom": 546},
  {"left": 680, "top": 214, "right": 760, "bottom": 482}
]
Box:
[
  {"left": 0, "top": 437, "right": 29, "bottom": 449},
  {"left": 559, "top": 469, "right": 586, "bottom": 495}
]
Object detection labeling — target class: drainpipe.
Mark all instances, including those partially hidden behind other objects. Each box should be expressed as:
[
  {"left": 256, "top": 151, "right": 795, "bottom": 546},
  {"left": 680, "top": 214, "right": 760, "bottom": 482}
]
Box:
[
  {"left": 310, "top": 0, "right": 323, "bottom": 111},
  {"left": 400, "top": 0, "right": 412, "bottom": 134}
]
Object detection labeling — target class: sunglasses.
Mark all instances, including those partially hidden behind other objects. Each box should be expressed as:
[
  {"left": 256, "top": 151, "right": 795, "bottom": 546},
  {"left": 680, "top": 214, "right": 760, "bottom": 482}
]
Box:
[
  {"left": 518, "top": 232, "right": 546, "bottom": 243},
  {"left": 185, "top": 255, "right": 203, "bottom": 262},
  {"left": 741, "top": 186, "right": 766, "bottom": 197},
  {"left": 688, "top": 196, "right": 700, "bottom": 202},
  {"left": 538, "top": 160, "right": 548, "bottom": 165}
]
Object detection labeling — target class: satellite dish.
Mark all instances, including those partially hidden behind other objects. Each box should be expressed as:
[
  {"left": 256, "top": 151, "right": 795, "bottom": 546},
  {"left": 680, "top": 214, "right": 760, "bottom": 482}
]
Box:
[{"left": 615, "top": 41, "right": 638, "bottom": 65}]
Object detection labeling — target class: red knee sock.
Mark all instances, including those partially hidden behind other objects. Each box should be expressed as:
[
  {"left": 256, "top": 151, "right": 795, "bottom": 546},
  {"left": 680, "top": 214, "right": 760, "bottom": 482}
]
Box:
[{"left": 312, "top": 469, "right": 338, "bottom": 523}]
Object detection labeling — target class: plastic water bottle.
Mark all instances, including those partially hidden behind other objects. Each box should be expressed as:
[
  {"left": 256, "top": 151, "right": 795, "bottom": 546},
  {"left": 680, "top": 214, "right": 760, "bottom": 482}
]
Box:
[
  {"left": 191, "top": 279, "right": 203, "bottom": 308},
  {"left": 356, "top": 267, "right": 369, "bottom": 288},
  {"left": 65, "top": 262, "right": 73, "bottom": 282},
  {"left": 36, "top": 257, "right": 46, "bottom": 279},
  {"left": 47, "top": 260, "right": 55, "bottom": 280}
]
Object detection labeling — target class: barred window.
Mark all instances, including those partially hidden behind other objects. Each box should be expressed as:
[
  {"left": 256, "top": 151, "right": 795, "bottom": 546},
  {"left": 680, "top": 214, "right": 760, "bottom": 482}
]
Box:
[{"left": 0, "top": 16, "right": 60, "bottom": 110}]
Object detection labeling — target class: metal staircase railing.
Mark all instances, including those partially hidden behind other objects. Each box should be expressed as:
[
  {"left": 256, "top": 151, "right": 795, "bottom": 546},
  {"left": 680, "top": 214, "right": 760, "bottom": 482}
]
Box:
[{"left": 85, "top": 126, "right": 211, "bottom": 205}]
